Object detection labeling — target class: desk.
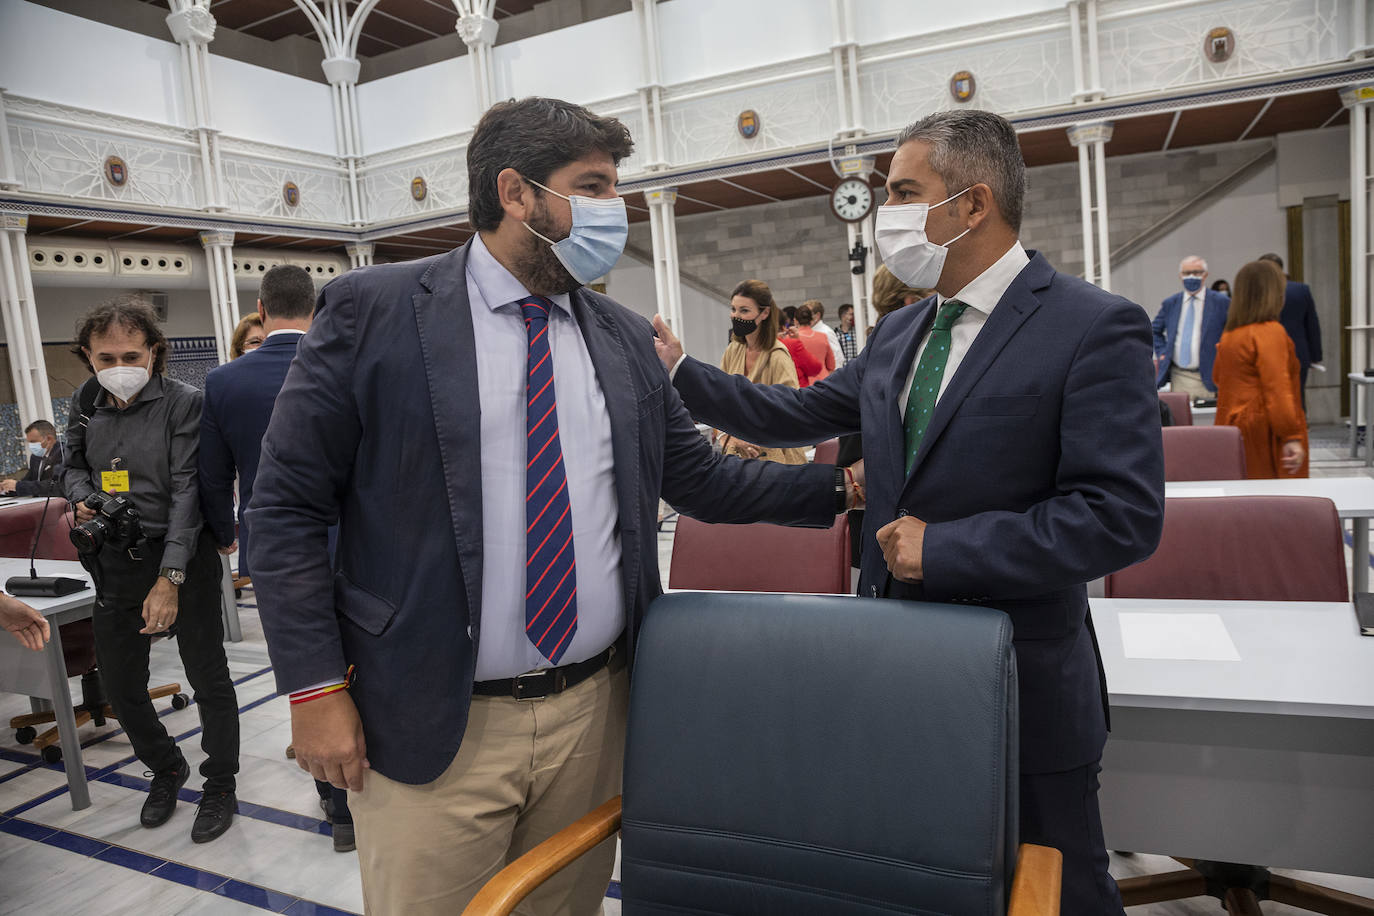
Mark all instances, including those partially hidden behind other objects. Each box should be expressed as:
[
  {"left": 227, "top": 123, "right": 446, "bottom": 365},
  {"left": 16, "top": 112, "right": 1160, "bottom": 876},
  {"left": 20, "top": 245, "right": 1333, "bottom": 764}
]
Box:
[
  {"left": 1350, "top": 374, "right": 1374, "bottom": 464},
  {"left": 1190, "top": 405, "right": 1215, "bottom": 426},
  {"left": 1093, "top": 597, "right": 1374, "bottom": 879},
  {"left": 1166, "top": 477, "right": 1374, "bottom": 592},
  {"left": 0, "top": 557, "right": 95, "bottom": 810}
]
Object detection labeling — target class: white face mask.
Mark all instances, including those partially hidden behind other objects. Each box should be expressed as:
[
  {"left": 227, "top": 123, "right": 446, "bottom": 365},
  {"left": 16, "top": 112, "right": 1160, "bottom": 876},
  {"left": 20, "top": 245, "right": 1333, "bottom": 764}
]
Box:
[
  {"left": 26, "top": 441, "right": 45, "bottom": 458},
  {"left": 874, "top": 187, "right": 972, "bottom": 289},
  {"left": 97, "top": 354, "right": 152, "bottom": 403}
]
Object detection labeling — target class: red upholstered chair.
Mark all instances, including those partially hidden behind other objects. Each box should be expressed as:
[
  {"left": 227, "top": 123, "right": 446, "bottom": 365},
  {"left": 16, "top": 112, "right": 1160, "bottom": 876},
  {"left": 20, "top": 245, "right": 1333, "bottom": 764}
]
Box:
[
  {"left": 1159, "top": 391, "right": 1193, "bottom": 426},
  {"left": 3, "top": 499, "right": 186, "bottom": 762},
  {"left": 669, "top": 515, "right": 851, "bottom": 594},
  {"left": 1161, "top": 426, "right": 1246, "bottom": 481},
  {"left": 813, "top": 438, "right": 840, "bottom": 465}
]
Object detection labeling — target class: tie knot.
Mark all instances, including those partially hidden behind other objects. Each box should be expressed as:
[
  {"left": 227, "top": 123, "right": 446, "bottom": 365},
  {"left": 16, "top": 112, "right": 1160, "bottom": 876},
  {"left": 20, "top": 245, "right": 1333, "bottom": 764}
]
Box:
[
  {"left": 933, "top": 299, "right": 968, "bottom": 331},
  {"left": 521, "top": 296, "right": 554, "bottom": 323}
]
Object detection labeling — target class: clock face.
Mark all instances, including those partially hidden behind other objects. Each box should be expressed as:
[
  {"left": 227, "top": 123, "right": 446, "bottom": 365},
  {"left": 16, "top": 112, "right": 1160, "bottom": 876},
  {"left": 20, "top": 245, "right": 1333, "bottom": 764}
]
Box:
[{"left": 831, "top": 179, "right": 873, "bottom": 222}]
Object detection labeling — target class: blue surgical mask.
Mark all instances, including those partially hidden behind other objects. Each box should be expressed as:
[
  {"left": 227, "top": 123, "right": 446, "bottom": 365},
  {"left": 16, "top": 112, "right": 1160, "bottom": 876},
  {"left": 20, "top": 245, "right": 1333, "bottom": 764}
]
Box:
[
  {"left": 522, "top": 177, "right": 628, "bottom": 285},
  {"left": 1182, "top": 276, "right": 1203, "bottom": 293},
  {"left": 26, "top": 441, "right": 45, "bottom": 458}
]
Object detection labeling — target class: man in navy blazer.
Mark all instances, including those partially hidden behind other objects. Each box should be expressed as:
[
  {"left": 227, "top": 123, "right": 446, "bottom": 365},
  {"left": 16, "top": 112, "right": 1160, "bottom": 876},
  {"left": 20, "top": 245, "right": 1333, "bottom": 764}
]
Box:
[
  {"left": 2, "top": 420, "right": 64, "bottom": 496},
  {"left": 1260, "top": 253, "right": 1323, "bottom": 404},
  {"left": 656, "top": 110, "right": 1164, "bottom": 914},
  {"left": 246, "top": 97, "right": 850, "bottom": 914},
  {"left": 1151, "top": 255, "right": 1229, "bottom": 398}
]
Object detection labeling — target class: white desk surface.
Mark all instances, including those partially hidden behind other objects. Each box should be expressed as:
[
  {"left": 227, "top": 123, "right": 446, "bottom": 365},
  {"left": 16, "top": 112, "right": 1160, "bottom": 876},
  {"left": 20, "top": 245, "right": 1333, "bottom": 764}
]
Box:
[
  {"left": 1092, "top": 597, "right": 1374, "bottom": 720},
  {"left": 1165, "top": 476, "right": 1374, "bottom": 517},
  {"left": 0, "top": 496, "right": 52, "bottom": 511},
  {"left": 0, "top": 557, "right": 95, "bottom": 617},
  {"left": 1349, "top": 373, "right": 1374, "bottom": 384}
]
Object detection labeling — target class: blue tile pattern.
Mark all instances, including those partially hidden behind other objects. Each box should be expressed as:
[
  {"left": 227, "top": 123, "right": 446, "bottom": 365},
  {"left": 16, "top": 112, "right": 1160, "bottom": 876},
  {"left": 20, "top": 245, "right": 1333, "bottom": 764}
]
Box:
[
  {"left": 167, "top": 335, "right": 220, "bottom": 390},
  {"left": 215, "top": 879, "right": 299, "bottom": 911}
]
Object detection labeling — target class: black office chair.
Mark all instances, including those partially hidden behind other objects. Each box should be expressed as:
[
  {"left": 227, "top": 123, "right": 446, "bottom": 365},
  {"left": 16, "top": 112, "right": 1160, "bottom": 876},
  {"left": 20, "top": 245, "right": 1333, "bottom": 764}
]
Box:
[{"left": 463, "top": 592, "right": 1061, "bottom": 915}]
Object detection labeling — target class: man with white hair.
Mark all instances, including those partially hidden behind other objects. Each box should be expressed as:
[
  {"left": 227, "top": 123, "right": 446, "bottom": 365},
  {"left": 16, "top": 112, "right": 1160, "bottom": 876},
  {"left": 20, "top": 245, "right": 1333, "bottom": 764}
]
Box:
[{"left": 1151, "top": 254, "right": 1229, "bottom": 400}]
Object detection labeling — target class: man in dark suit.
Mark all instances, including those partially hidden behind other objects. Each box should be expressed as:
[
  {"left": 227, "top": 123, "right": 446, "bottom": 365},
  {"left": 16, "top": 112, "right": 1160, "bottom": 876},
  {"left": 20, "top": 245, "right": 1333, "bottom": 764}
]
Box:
[
  {"left": 1152, "top": 255, "right": 1230, "bottom": 400},
  {"left": 1260, "top": 252, "right": 1323, "bottom": 406},
  {"left": 197, "top": 264, "right": 358, "bottom": 851},
  {"left": 654, "top": 109, "right": 1164, "bottom": 914},
  {"left": 2, "top": 420, "right": 64, "bottom": 496},
  {"left": 246, "top": 97, "right": 853, "bottom": 915}
]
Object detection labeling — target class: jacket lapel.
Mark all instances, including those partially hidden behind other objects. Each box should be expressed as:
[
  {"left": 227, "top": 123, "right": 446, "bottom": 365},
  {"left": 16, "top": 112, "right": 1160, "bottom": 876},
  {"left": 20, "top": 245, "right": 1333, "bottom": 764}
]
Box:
[
  {"left": 411, "top": 244, "right": 486, "bottom": 632},
  {"left": 905, "top": 253, "right": 1049, "bottom": 480},
  {"left": 882, "top": 297, "right": 937, "bottom": 478}
]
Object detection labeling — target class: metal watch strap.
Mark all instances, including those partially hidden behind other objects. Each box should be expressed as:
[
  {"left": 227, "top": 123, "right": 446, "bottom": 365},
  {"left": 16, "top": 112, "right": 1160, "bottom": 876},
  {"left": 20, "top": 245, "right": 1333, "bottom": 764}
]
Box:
[{"left": 834, "top": 467, "right": 848, "bottom": 514}]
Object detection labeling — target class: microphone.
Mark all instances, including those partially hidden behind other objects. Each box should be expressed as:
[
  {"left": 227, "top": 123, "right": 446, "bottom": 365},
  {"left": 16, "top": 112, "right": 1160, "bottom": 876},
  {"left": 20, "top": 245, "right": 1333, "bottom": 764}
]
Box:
[{"left": 6, "top": 450, "right": 87, "bottom": 597}]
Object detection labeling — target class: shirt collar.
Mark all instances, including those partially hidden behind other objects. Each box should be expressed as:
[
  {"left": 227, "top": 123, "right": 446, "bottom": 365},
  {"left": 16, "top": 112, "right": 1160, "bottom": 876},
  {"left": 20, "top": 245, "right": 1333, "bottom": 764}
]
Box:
[
  {"left": 468, "top": 232, "right": 573, "bottom": 316},
  {"left": 938, "top": 240, "right": 1030, "bottom": 317},
  {"left": 266, "top": 328, "right": 307, "bottom": 339}
]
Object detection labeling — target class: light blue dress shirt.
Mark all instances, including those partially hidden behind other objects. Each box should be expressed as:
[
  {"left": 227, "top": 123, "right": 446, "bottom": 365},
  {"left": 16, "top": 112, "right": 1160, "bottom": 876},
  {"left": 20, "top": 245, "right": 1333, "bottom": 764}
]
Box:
[{"left": 466, "top": 233, "right": 625, "bottom": 681}]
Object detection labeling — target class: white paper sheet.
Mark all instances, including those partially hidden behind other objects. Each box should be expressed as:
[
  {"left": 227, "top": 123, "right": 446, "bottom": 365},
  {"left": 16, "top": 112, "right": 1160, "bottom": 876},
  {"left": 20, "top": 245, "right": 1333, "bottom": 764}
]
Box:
[
  {"left": 1167, "top": 488, "right": 1228, "bottom": 498},
  {"left": 1118, "top": 612, "right": 1241, "bottom": 661}
]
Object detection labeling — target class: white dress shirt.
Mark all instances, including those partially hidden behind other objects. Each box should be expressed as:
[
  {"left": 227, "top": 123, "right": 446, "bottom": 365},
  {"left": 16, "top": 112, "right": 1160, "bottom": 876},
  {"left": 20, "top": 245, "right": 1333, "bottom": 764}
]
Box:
[
  {"left": 466, "top": 234, "right": 625, "bottom": 681},
  {"left": 898, "top": 241, "right": 1030, "bottom": 416},
  {"left": 1172, "top": 288, "right": 1202, "bottom": 370},
  {"left": 264, "top": 328, "right": 307, "bottom": 340},
  {"left": 813, "top": 319, "right": 845, "bottom": 368}
]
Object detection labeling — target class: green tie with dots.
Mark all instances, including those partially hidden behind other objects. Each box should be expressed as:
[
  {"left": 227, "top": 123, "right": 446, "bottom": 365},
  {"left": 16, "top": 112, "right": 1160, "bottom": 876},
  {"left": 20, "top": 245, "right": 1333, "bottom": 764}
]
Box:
[{"left": 903, "top": 299, "right": 969, "bottom": 475}]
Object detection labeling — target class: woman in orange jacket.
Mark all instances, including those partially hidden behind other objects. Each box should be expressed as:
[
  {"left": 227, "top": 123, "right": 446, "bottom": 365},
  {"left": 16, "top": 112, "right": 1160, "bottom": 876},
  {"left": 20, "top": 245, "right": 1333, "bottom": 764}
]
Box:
[{"left": 1212, "top": 259, "right": 1308, "bottom": 478}]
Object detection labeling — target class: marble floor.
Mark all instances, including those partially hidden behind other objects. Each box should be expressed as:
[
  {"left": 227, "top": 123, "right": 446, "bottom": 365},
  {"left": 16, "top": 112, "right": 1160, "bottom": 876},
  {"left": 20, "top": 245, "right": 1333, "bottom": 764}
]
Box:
[{"left": 1, "top": 438, "right": 1371, "bottom": 915}]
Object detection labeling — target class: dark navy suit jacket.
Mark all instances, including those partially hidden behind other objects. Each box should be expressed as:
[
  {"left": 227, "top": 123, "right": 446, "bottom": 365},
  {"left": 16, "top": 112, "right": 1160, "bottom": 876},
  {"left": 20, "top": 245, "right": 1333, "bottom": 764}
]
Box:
[
  {"left": 1279, "top": 279, "right": 1322, "bottom": 369},
  {"left": 673, "top": 252, "right": 1165, "bottom": 773},
  {"left": 198, "top": 333, "right": 302, "bottom": 580},
  {"left": 245, "top": 242, "right": 836, "bottom": 784},
  {"left": 1151, "top": 288, "right": 1229, "bottom": 391},
  {"left": 14, "top": 441, "right": 64, "bottom": 497}
]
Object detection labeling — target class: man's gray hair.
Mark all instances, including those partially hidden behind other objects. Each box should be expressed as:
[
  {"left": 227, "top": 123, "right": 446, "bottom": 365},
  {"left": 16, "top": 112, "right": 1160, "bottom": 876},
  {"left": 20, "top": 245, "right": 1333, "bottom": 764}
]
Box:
[
  {"left": 896, "top": 109, "right": 1026, "bottom": 232},
  {"left": 1179, "top": 255, "right": 1208, "bottom": 272}
]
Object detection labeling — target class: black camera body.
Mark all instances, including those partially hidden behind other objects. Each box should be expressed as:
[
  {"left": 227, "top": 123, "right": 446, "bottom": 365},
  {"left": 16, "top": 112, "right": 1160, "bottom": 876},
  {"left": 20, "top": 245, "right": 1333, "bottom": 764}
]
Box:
[{"left": 70, "top": 491, "right": 144, "bottom": 557}]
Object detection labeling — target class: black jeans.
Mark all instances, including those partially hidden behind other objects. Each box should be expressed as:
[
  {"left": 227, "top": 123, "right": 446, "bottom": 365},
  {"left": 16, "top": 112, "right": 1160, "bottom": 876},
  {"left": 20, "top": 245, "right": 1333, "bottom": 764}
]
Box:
[{"left": 88, "top": 529, "right": 240, "bottom": 793}]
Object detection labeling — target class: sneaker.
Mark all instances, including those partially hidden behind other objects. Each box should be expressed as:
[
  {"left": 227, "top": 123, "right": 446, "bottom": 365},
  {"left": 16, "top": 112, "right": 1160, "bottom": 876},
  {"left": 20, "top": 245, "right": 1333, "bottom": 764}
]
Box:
[
  {"left": 140, "top": 758, "right": 190, "bottom": 828},
  {"left": 191, "top": 790, "right": 237, "bottom": 843}
]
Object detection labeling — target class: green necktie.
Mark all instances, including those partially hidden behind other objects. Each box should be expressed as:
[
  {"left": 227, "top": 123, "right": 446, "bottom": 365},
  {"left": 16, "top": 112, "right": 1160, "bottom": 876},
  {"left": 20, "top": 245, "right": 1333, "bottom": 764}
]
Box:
[{"left": 903, "top": 299, "right": 969, "bottom": 475}]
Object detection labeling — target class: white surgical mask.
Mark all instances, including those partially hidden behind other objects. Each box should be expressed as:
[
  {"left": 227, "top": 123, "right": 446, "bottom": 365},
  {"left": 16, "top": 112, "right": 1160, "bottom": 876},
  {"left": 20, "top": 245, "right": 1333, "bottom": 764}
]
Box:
[
  {"left": 26, "top": 441, "right": 45, "bottom": 458},
  {"left": 521, "top": 177, "right": 628, "bottom": 285},
  {"left": 874, "top": 187, "right": 972, "bottom": 289},
  {"left": 97, "top": 354, "right": 152, "bottom": 403}
]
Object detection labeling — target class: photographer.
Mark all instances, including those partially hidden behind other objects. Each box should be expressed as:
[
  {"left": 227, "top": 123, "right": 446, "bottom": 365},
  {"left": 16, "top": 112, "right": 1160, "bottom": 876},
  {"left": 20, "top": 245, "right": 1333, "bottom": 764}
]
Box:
[{"left": 62, "top": 295, "right": 239, "bottom": 844}]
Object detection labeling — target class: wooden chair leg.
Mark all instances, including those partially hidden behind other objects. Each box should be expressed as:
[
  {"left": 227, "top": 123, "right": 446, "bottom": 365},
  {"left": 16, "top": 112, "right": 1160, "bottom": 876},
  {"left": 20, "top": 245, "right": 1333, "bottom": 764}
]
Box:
[
  {"left": 1268, "top": 875, "right": 1374, "bottom": 916},
  {"left": 9, "top": 710, "right": 57, "bottom": 729},
  {"left": 1118, "top": 868, "right": 1208, "bottom": 906},
  {"left": 147, "top": 684, "right": 182, "bottom": 701},
  {"left": 32, "top": 710, "right": 92, "bottom": 750},
  {"left": 1225, "top": 888, "right": 1266, "bottom": 915}
]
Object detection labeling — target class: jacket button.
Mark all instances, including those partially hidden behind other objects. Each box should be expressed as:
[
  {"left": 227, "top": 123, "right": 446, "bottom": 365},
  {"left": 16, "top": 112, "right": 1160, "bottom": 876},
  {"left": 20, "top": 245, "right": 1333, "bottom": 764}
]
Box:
[
  {"left": 897, "top": 509, "right": 909, "bottom": 518},
  {"left": 870, "top": 586, "right": 878, "bottom": 597}
]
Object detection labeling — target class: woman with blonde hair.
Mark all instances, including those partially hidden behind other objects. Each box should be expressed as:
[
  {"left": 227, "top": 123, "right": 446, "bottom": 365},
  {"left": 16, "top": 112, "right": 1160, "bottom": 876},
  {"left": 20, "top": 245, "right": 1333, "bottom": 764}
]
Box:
[
  {"left": 229, "top": 312, "right": 265, "bottom": 360},
  {"left": 870, "top": 265, "right": 935, "bottom": 324},
  {"left": 1213, "top": 259, "right": 1308, "bottom": 478},
  {"left": 718, "top": 280, "right": 807, "bottom": 464}
]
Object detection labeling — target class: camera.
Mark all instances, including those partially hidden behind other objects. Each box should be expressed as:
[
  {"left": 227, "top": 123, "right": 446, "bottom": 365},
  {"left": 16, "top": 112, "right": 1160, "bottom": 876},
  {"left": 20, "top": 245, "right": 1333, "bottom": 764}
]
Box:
[
  {"left": 70, "top": 491, "right": 144, "bottom": 557},
  {"left": 848, "top": 240, "right": 868, "bottom": 276}
]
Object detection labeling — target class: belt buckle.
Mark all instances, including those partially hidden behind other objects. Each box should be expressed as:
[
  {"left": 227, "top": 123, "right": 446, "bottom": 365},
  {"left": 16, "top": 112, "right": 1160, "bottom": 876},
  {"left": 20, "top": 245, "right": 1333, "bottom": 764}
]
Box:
[{"left": 512, "top": 670, "right": 549, "bottom": 701}]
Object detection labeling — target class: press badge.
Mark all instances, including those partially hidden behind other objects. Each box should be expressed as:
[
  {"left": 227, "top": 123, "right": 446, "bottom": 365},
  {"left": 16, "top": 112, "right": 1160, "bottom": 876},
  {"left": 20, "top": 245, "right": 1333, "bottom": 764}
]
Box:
[{"left": 101, "top": 470, "right": 130, "bottom": 493}]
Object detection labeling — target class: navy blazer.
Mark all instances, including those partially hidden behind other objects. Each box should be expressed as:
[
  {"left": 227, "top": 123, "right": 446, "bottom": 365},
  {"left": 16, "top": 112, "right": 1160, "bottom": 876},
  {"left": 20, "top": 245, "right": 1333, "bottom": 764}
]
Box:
[
  {"left": 198, "top": 333, "right": 301, "bottom": 579},
  {"left": 13, "top": 441, "right": 64, "bottom": 497},
  {"left": 1151, "top": 288, "right": 1229, "bottom": 391},
  {"left": 1279, "top": 279, "right": 1322, "bottom": 369},
  {"left": 245, "top": 241, "right": 836, "bottom": 785},
  {"left": 673, "top": 252, "right": 1165, "bottom": 773}
]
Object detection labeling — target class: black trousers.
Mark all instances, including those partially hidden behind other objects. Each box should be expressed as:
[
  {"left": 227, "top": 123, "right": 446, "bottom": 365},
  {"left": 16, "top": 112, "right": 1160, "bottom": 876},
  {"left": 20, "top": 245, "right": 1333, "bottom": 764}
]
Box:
[
  {"left": 1020, "top": 761, "right": 1125, "bottom": 916},
  {"left": 313, "top": 779, "right": 353, "bottom": 824},
  {"left": 88, "top": 530, "right": 240, "bottom": 793}
]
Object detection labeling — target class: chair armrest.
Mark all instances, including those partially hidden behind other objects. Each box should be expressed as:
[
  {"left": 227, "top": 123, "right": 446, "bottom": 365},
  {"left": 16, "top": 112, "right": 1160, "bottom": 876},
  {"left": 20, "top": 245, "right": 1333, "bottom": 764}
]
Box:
[
  {"left": 1007, "top": 843, "right": 1062, "bottom": 916},
  {"left": 460, "top": 795, "right": 623, "bottom": 916}
]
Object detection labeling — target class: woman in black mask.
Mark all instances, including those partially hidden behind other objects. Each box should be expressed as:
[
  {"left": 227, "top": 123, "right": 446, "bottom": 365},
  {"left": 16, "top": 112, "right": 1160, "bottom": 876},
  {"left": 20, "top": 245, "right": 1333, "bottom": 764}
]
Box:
[{"left": 716, "top": 280, "right": 808, "bottom": 464}]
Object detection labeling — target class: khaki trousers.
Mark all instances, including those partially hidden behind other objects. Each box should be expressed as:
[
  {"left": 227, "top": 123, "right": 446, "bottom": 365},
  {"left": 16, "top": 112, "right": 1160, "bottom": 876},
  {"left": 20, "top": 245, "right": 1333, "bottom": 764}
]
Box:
[
  {"left": 1169, "top": 365, "right": 1211, "bottom": 400},
  {"left": 349, "top": 663, "right": 629, "bottom": 916}
]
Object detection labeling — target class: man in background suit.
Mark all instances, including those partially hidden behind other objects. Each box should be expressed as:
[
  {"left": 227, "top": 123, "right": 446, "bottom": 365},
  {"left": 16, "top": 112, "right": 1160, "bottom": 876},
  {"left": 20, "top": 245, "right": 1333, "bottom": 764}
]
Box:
[
  {"left": 1259, "top": 252, "right": 1323, "bottom": 408},
  {"left": 654, "top": 109, "right": 1164, "bottom": 914},
  {"left": 247, "top": 97, "right": 854, "bottom": 915},
  {"left": 1152, "top": 255, "right": 1229, "bottom": 400},
  {"left": 197, "top": 265, "right": 355, "bottom": 851},
  {"left": 2, "top": 420, "right": 64, "bottom": 496}
]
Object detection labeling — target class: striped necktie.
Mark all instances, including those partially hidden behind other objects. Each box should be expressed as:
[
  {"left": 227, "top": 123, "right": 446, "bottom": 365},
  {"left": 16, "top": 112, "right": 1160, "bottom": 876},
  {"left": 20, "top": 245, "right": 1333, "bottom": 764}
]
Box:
[
  {"left": 521, "top": 296, "right": 578, "bottom": 665},
  {"left": 903, "top": 299, "right": 969, "bottom": 475}
]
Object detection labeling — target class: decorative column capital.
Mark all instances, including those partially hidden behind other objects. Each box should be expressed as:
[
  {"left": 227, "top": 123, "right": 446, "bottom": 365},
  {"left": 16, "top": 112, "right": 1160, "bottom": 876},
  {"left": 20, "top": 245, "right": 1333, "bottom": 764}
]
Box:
[
  {"left": 345, "top": 242, "right": 374, "bottom": 259},
  {"left": 456, "top": 13, "right": 499, "bottom": 48},
  {"left": 0, "top": 213, "right": 28, "bottom": 232},
  {"left": 165, "top": 7, "right": 216, "bottom": 45},
  {"left": 199, "top": 230, "right": 234, "bottom": 249},
  {"left": 321, "top": 56, "right": 362, "bottom": 87},
  {"left": 1067, "top": 122, "right": 1114, "bottom": 146},
  {"left": 646, "top": 188, "right": 678, "bottom": 207},
  {"left": 1342, "top": 84, "right": 1374, "bottom": 108}
]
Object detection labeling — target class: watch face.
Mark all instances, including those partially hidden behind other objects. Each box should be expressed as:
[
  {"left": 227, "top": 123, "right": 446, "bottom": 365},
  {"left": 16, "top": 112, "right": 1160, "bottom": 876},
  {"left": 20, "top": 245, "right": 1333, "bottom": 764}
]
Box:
[{"left": 832, "top": 180, "right": 873, "bottom": 222}]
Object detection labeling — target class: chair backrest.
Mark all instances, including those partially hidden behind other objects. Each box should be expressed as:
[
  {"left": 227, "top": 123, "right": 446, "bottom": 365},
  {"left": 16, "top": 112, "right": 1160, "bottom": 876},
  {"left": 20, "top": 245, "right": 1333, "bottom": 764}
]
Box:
[
  {"left": 813, "top": 437, "right": 839, "bottom": 464},
  {"left": 669, "top": 515, "right": 850, "bottom": 594},
  {"left": 1159, "top": 391, "right": 1193, "bottom": 426},
  {"left": 621, "top": 592, "right": 1019, "bottom": 915},
  {"left": 1161, "top": 425, "right": 1246, "bottom": 481},
  {"left": 0, "top": 499, "right": 79, "bottom": 561},
  {"left": 1105, "top": 495, "right": 1348, "bottom": 601}
]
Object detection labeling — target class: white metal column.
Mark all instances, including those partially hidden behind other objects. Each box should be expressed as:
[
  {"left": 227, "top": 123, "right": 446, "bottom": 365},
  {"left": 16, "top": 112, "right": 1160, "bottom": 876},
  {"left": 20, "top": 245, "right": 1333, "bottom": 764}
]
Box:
[
  {"left": 1344, "top": 83, "right": 1374, "bottom": 442},
  {"left": 200, "top": 231, "right": 238, "bottom": 365},
  {"left": 1067, "top": 122, "right": 1114, "bottom": 290},
  {"left": 632, "top": 0, "right": 667, "bottom": 169},
  {"left": 0, "top": 214, "right": 51, "bottom": 425},
  {"left": 346, "top": 242, "right": 375, "bottom": 269},
  {"left": 0, "top": 90, "right": 18, "bottom": 190},
  {"left": 647, "top": 188, "right": 682, "bottom": 333},
  {"left": 166, "top": 2, "right": 225, "bottom": 211},
  {"left": 455, "top": 1, "right": 499, "bottom": 114}
]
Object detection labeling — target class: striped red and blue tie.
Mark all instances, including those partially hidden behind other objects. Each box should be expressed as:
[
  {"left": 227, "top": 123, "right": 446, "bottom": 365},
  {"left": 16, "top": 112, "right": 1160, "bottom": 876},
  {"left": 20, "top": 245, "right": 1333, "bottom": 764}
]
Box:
[{"left": 521, "top": 296, "right": 578, "bottom": 664}]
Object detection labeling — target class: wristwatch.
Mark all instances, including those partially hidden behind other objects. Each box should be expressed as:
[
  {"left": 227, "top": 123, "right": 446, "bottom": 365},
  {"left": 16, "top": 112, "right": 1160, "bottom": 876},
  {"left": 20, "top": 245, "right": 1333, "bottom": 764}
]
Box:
[{"left": 159, "top": 567, "right": 186, "bottom": 586}]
